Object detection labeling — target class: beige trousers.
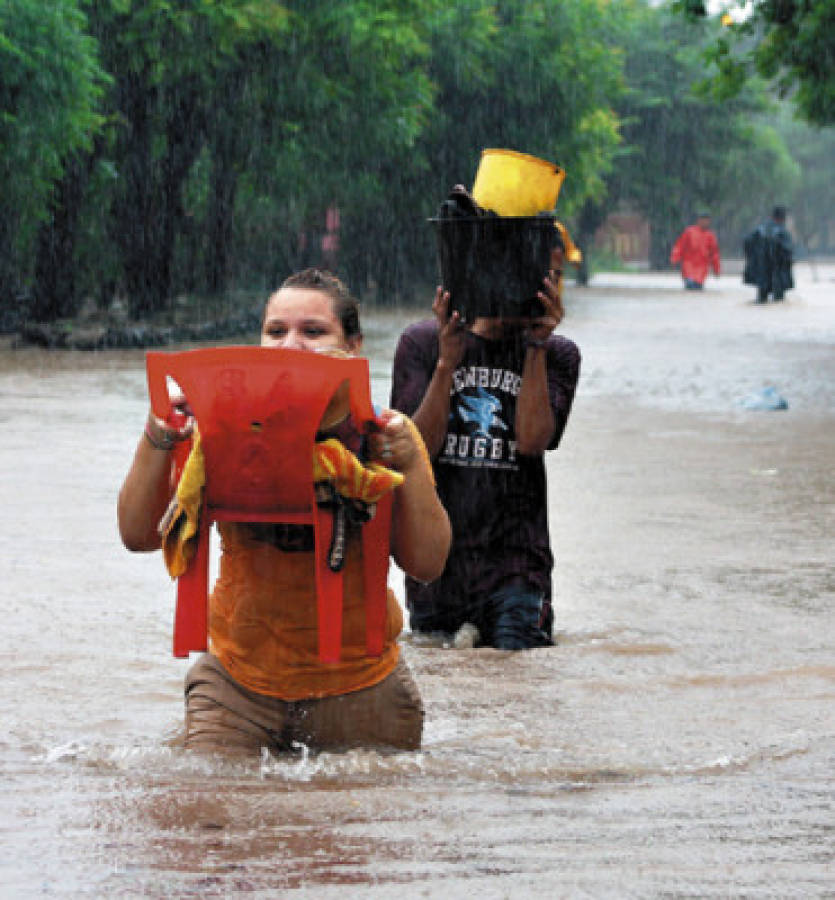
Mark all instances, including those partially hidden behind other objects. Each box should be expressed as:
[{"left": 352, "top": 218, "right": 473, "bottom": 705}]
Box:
[{"left": 184, "top": 652, "right": 423, "bottom": 755}]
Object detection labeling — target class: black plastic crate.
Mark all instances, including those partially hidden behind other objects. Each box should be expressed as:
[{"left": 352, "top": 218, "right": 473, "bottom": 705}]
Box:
[{"left": 430, "top": 213, "right": 556, "bottom": 323}]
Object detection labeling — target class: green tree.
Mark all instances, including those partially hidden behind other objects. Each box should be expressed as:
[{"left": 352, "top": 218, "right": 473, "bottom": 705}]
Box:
[
  {"left": 426, "top": 0, "right": 623, "bottom": 215},
  {"left": 0, "top": 0, "right": 106, "bottom": 323},
  {"left": 344, "top": 0, "right": 625, "bottom": 303},
  {"left": 774, "top": 108, "right": 835, "bottom": 263},
  {"left": 30, "top": 0, "right": 439, "bottom": 318},
  {"left": 677, "top": 0, "right": 835, "bottom": 127},
  {"left": 228, "top": 0, "right": 439, "bottom": 302},
  {"left": 604, "top": 2, "right": 797, "bottom": 267},
  {"left": 79, "top": 0, "right": 292, "bottom": 317}
]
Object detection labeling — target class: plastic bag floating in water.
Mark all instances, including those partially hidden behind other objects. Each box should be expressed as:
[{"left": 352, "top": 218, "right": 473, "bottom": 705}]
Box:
[{"left": 741, "top": 386, "right": 788, "bottom": 411}]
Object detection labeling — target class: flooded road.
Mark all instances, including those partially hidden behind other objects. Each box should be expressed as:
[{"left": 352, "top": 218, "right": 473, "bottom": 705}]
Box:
[{"left": 1, "top": 267, "right": 833, "bottom": 897}]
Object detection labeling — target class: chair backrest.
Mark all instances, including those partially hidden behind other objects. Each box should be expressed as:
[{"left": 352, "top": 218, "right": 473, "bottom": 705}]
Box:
[
  {"left": 146, "top": 347, "right": 389, "bottom": 662},
  {"left": 148, "top": 347, "right": 379, "bottom": 514}
]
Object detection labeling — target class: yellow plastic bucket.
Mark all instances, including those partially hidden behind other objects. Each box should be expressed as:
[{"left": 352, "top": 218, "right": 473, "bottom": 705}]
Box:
[{"left": 472, "top": 148, "right": 565, "bottom": 217}]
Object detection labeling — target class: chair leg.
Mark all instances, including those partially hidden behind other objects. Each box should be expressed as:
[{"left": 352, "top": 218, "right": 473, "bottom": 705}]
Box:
[
  {"left": 314, "top": 506, "right": 345, "bottom": 664},
  {"left": 173, "top": 513, "right": 210, "bottom": 658}
]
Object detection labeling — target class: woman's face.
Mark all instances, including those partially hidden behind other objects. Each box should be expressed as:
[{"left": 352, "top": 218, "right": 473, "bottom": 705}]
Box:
[{"left": 261, "top": 287, "right": 361, "bottom": 354}]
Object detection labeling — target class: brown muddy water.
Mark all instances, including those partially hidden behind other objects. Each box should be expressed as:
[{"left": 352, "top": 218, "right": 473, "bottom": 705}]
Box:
[{"left": 1, "top": 268, "right": 833, "bottom": 897}]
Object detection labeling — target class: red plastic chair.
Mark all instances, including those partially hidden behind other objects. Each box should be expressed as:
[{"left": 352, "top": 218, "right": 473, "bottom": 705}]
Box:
[{"left": 146, "top": 346, "right": 393, "bottom": 663}]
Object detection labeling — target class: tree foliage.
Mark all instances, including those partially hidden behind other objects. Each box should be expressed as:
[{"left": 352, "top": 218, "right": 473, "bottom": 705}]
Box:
[
  {"left": 600, "top": 1, "right": 798, "bottom": 267},
  {"left": 0, "top": 0, "right": 106, "bottom": 321},
  {"left": 350, "top": 0, "right": 625, "bottom": 301},
  {"left": 83, "top": 0, "right": 296, "bottom": 317},
  {"left": 772, "top": 107, "right": 835, "bottom": 256},
  {"left": 677, "top": 0, "right": 835, "bottom": 127},
  {"left": 228, "top": 0, "right": 439, "bottom": 302},
  {"left": 0, "top": 0, "right": 827, "bottom": 325}
]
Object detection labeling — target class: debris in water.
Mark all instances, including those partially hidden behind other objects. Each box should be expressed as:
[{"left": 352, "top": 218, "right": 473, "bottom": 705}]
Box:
[{"left": 741, "top": 386, "right": 788, "bottom": 411}]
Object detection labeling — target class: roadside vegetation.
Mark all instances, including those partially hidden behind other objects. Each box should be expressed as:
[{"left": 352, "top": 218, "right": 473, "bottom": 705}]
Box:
[{"left": 1, "top": 0, "right": 833, "bottom": 334}]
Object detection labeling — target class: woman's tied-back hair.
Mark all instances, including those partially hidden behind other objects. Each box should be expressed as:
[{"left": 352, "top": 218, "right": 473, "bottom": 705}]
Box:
[{"left": 280, "top": 268, "right": 362, "bottom": 341}]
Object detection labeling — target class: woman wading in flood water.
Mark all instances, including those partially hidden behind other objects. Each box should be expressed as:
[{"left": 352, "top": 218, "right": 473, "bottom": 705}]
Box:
[{"left": 118, "top": 268, "right": 450, "bottom": 755}]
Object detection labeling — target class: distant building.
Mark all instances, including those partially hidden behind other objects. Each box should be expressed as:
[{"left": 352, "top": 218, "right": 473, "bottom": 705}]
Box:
[{"left": 594, "top": 211, "right": 650, "bottom": 264}]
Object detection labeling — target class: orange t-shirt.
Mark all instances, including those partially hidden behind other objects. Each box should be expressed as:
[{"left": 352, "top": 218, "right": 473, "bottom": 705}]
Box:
[{"left": 208, "top": 522, "right": 402, "bottom": 700}]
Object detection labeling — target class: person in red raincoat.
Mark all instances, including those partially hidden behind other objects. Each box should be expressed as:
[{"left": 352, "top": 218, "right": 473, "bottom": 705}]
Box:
[{"left": 670, "top": 213, "right": 721, "bottom": 290}]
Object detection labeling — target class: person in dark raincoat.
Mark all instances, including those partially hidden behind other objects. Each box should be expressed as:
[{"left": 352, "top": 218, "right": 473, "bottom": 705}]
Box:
[{"left": 743, "top": 206, "right": 794, "bottom": 303}]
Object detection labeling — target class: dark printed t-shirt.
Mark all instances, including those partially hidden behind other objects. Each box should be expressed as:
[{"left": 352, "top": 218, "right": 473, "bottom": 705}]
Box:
[{"left": 390, "top": 319, "right": 581, "bottom": 615}]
